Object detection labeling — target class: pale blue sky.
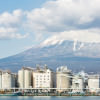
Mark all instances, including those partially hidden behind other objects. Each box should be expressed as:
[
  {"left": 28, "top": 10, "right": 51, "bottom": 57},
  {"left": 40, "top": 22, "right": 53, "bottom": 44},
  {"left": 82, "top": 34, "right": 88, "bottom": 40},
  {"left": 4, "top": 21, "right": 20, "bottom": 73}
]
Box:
[{"left": 0, "top": 0, "right": 47, "bottom": 12}]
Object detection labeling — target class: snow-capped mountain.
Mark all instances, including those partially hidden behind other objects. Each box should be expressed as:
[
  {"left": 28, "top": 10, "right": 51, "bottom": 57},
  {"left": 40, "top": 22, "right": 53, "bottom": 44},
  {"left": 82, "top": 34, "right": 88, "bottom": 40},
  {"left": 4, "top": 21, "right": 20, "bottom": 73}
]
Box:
[{"left": 0, "top": 40, "right": 100, "bottom": 72}]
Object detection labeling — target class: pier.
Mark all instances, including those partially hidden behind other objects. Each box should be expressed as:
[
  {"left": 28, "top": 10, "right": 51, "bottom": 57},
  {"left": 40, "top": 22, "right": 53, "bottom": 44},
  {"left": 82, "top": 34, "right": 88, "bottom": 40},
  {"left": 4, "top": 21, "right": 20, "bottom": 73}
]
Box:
[{"left": 0, "top": 88, "right": 100, "bottom": 96}]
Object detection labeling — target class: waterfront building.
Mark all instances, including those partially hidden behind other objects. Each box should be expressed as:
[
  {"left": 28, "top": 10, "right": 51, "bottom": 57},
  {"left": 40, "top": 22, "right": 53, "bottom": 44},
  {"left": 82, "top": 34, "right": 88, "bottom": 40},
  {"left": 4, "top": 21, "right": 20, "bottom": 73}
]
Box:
[
  {"left": 56, "top": 66, "right": 72, "bottom": 92},
  {"left": 88, "top": 74, "right": 100, "bottom": 93},
  {"left": 0, "top": 70, "right": 2, "bottom": 88},
  {"left": 18, "top": 67, "right": 33, "bottom": 88},
  {"left": 71, "top": 75, "right": 85, "bottom": 93},
  {"left": 2, "top": 71, "right": 16, "bottom": 89},
  {"left": 33, "top": 65, "right": 54, "bottom": 89},
  {"left": 0, "top": 64, "right": 100, "bottom": 95},
  {"left": 71, "top": 71, "right": 88, "bottom": 93}
]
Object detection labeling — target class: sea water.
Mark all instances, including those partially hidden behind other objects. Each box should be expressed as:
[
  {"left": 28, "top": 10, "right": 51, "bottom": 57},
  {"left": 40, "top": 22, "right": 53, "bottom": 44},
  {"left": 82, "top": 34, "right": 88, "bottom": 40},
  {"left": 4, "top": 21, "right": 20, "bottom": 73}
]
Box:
[{"left": 0, "top": 96, "right": 100, "bottom": 100}]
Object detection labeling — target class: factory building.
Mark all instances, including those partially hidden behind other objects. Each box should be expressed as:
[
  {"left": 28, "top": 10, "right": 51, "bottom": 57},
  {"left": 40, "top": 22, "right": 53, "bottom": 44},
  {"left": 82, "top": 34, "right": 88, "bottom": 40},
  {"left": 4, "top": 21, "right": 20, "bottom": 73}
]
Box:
[
  {"left": 33, "top": 65, "right": 54, "bottom": 89},
  {"left": 88, "top": 75, "right": 100, "bottom": 93},
  {"left": 18, "top": 67, "right": 33, "bottom": 88},
  {"left": 71, "top": 71, "right": 88, "bottom": 93},
  {"left": 0, "top": 71, "right": 2, "bottom": 88},
  {"left": 0, "top": 71, "right": 16, "bottom": 89},
  {"left": 56, "top": 66, "right": 72, "bottom": 92},
  {"left": 0, "top": 65, "right": 100, "bottom": 94},
  {"left": 2, "top": 71, "right": 16, "bottom": 89},
  {"left": 71, "top": 75, "right": 85, "bottom": 93}
]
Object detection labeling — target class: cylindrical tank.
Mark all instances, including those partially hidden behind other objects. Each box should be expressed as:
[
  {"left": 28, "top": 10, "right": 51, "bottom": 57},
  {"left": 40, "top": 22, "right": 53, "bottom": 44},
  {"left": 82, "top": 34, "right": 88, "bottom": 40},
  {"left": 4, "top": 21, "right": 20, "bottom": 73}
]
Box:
[
  {"left": 88, "top": 75, "right": 100, "bottom": 93},
  {"left": 18, "top": 68, "right": 32, "bottom": 88},
  {"left": 56, "top": 72, "right": 71, "bottom": 89},
  {"left": 56, "top": 66, "right": 72, "bottom": 92},
  {"left": 24, "top": 70, "right": 32, "bottom": 88},
  {"left": 18, "top": 69, "right": 24, "bottom": 88},
  {"left": 2, "top": 72, "right": 15, "bottom": 88},
  {"left": 0, "top": 71, "right": 2, "bottom": 88}
]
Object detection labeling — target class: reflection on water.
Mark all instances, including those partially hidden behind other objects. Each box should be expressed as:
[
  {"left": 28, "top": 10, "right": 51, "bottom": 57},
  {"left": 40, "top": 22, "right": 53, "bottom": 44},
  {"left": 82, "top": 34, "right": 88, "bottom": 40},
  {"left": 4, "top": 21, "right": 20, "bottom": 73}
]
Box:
[{"left": 0, "top": 96, "right": 100, "bottom": 100}]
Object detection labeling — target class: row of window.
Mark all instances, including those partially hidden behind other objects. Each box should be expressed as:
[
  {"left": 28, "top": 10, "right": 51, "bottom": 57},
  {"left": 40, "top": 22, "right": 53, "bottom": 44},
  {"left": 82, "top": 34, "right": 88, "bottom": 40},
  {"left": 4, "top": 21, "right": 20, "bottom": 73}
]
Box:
[
  {"left": 35, "top": 84, "right": 50, "bottom": 87},
  {"left": 36, "top": 75, "right": 50, "bottom": 77},
  {"left": 36, "top": 78, "right": 50, "bottom": 80}
]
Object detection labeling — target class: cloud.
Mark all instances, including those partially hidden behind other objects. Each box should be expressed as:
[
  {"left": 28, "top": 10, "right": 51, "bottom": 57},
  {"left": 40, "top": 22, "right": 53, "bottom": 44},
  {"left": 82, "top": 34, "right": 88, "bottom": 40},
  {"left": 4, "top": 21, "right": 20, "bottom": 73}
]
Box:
[
  {"left": 1, "top": 0, "right": 100, "bottom": 42},
  {"left": 41, "top": 29, "right": 100, "bottom": 46},
  {"left": 0, "top": 9, "right": 23, "bottom": 27},
  {"left": 0, "top": 9, "right": 28, "bottom": 40},
  {"left": 26, "top": 0, "right": 100, "bottom": 33},
  {"left": 0, "top": 33, "right": 28, "bottom": 40},
  {"left": 0, "top": 27, "right": 28, "bottom": 40}
]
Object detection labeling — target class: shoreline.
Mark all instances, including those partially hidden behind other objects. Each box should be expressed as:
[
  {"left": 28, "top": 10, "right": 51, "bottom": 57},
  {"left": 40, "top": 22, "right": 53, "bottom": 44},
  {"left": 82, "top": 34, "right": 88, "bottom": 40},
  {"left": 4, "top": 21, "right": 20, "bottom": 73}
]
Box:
[
  {"left": 16, "top": 94, "right": 100, "bottom": 96},
  {"left": 0, "top": 93, "right": 100, "bottom": 96}
]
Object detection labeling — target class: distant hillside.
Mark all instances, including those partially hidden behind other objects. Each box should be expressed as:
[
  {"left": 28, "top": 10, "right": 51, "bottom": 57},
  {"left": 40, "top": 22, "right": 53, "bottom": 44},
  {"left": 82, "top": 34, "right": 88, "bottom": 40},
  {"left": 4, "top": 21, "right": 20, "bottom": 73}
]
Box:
[{"left": 0, "top": 40, "right": 100, "bottom": 72}]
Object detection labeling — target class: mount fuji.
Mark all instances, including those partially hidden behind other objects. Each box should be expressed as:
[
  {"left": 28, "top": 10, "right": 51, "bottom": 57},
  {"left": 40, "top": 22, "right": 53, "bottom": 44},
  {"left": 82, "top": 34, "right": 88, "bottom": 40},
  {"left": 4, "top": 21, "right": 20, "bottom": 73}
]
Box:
[{"left": 0, "top": 40, "right": 100, "bottom": 73}]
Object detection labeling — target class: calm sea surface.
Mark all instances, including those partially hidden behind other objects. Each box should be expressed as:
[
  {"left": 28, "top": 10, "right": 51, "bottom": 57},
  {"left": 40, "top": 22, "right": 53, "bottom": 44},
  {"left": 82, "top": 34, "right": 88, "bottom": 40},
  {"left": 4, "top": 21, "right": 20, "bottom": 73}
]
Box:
[{"left": 0, "top": 96, "right": 99, "bottom": 100}]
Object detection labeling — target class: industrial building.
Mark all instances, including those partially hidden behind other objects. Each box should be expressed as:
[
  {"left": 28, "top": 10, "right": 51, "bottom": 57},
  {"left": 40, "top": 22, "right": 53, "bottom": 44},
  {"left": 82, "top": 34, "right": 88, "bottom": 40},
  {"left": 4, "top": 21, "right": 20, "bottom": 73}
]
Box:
[
  {"left": 88, "top": 74, "right": 100, "bottom": 93},
  {"left": 0, "top": 70, "right": 16, "bottom": 89},
  {"left": 18, "top": 67, "right": 33, "bottom": 88},
  {"left": 0, "top": 65, "right": 99, "bottom": 95},
  {"left": 71, "top": 71, "right": 88, "bottom": 93},
  {"left": 71, "top": 75, "right": 85, "bottom": 93},
  {"left": 56, "top": 66, "right": 72, "bottom": 92},
  {"left": 33, "top": 65, "right": 54, "bottom": 89},
  {"left": 0, "top": 71, "right": 2, "bottom": 88}
]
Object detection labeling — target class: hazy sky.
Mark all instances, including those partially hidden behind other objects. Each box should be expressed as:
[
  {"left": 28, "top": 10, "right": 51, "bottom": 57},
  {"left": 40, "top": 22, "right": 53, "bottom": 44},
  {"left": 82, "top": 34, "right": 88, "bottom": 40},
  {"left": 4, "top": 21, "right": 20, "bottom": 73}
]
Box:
[{"left": 0, "top": 0, "right": 100, "bottom": 58}]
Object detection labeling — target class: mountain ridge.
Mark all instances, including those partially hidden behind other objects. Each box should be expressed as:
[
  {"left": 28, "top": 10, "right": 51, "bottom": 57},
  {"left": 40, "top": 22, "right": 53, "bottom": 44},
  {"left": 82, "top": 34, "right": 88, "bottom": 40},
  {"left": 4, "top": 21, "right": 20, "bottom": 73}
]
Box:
[{"left": 0, "top": 40, "right": 100, "bottom": 72}]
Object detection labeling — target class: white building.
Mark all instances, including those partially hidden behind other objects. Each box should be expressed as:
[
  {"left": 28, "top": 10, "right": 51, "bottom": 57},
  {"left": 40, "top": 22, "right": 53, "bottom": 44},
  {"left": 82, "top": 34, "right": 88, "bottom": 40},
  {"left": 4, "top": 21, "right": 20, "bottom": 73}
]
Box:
[
  {"left": 0, "top": 71, "right": 2, "bottom": 88},
  {"left": 18, "top": 67, "right": 33, "bottom": 88},
  {"left": 88, "top": 75, "right": 100, "bottom": 93},
  {"left": 33, "top": 65, "right": 54, "bottom": 89},
  {"left": 2, "top": 71, "right": 16, "bottom": 89},
  {"left": 71, "top": 71, "right": 88, "bottom": 93},
  {"left": 71, "top": 75, "right": 84, "bottom": 93},
  {"left": 56, "top": 66, "right": 72, "bottom": 92}
]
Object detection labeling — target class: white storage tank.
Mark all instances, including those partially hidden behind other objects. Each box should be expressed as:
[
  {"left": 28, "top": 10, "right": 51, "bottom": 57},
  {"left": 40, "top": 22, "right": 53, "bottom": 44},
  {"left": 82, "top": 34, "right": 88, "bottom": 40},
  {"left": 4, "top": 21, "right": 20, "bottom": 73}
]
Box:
[
  {"left": 56, "top": 66, "right": 72, "bottom": 92},
  {"left": 18, "top": 67, "right": 33, "bottom": 88},
  {"left": 24, "top": 70, "right": 32, "bottom": 88},
  {"left": 18, "top": 69, "right": 24, "bottom": 88},
  {"left": 0, "top": 71, "right": 2, "bottom": 88},
  {"left": 2, "top": 72, "right": 15, "bottom": 89},
  {"left": 88, "top": 75, "right": 100, "bottom": 93}
]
